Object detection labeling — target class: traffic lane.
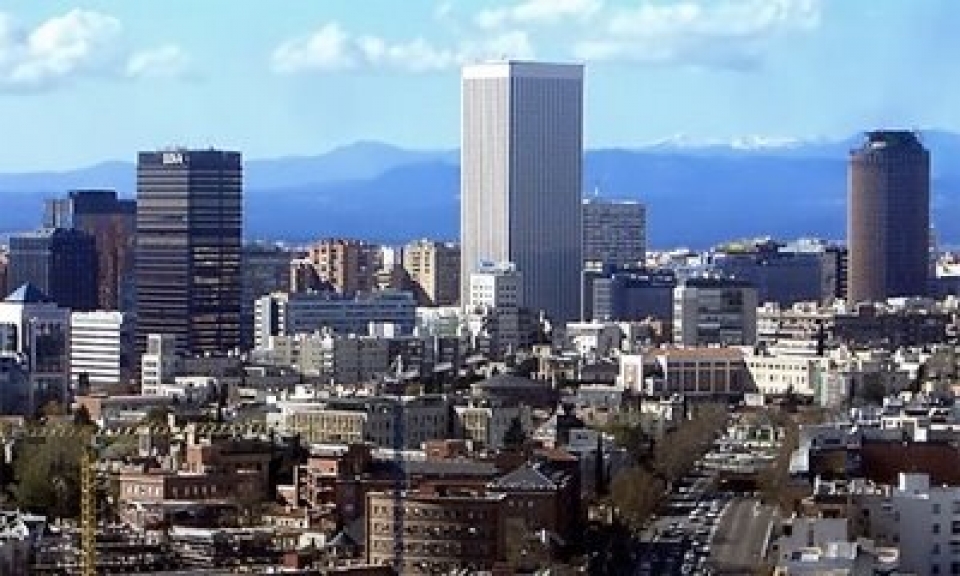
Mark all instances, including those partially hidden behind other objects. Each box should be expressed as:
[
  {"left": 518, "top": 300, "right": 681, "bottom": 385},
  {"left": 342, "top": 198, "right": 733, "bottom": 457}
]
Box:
[{"left": 709, "top": 498, "right": 775, "bottom": 573}]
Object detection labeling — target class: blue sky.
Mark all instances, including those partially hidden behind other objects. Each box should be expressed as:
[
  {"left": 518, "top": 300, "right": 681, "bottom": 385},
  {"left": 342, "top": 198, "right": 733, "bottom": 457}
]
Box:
[{"left": 0, "top": 0, "right": 958, "bottom": 170}]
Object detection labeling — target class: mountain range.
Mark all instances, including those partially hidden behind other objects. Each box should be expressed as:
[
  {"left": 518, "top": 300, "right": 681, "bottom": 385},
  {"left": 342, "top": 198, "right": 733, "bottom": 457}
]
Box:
[{"left": 1, "top": 131, "right": 958, "bottom": 249}]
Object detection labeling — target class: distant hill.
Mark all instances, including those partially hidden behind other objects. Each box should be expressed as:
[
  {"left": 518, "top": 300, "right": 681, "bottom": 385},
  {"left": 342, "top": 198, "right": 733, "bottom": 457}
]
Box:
[{"left": 1, "top": 132, "right": 958, "bottom": 248}]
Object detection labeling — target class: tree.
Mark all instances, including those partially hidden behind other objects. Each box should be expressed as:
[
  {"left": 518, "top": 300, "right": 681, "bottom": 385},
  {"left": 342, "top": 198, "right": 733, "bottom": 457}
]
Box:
[
  {"left": 40, "top": 400, "right": 69, "bottom": 419},
  {"left": 11, "top": 432, "right": 84, "bottom": 518},
  {"left": 503, "top": 416, "right": 527, "bottom": 449},
  {"left": 609, "top": 467, "right": 663, "bottom": 532},
  {"left": 74, "top": 404, "right": 93, "bottom": 426},
  {"left": 142, "top": 405, "right": 171, "bottom": 425}
]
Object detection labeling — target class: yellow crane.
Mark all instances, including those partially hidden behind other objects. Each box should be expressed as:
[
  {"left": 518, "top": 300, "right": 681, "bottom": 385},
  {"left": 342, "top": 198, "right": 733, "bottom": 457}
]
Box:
[{"left": 1, "top": 420, "right": 271, "bottom": 576}]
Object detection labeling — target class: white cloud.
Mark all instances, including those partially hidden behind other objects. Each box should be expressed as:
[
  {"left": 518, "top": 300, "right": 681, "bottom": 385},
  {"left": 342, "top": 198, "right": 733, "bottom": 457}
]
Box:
[
  {"left": 125, "top": 44, "right": 190, "bottom": 79},
  {"left": 0, "top": 9, "right": 122, "bottom": 89},
  {"left": 272, "top": 22, "right": 534, "bottom": 74},
  {"left": 475, "top": 0, "right": 603, "bottom": 29},
  {"left": 0, "top": 8, "right": 191, "bottom": 90},
  {"left": 272, "top": 22, "right": 354, "bottom": 73},
  {"left": 574, "top": 0, "right": 820, "bottom": 69}
]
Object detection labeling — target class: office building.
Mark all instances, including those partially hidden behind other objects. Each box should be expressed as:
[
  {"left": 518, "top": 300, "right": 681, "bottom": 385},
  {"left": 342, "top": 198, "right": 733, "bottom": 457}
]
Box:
[
  {"left": 461, "top": 61, "right": 583, "bottom": 323},
  {"left": 402, "top": 239, "right": 460, "bottom": 306},
  {"left": 7, "top": 228, "right": 98, "bottom": 311},
  {"left": 712, "top": 239, "right": 834, "bottom": 306},
  {"left": 70, "top": 310, "right": 133, "bottom": 392},
  {"left": 136, "top": 149, "right": 243, "bottom": 355},
  {"left": 848, "top": 130, "right": 930, "bottom": 303},
  {"left": 253, "top": 290, "right": 416, "bottom": 348},
  {"left": 586, "top": 267, "right": 676, "bottom": 323},
  {"left": 582, "top": 197, "right": 646, "bottom": 269},
  {"left": 45, "top": 189, "right": 136, "bottom": 312},
  {"left": 240, "top": 243, "right": 297, "bottom": 350},
  {"left": 0, "top": 284, "right": 71, "bottom": 411},
  {"left": 673, "top": 277, "right": 758, "bottom": 346}
]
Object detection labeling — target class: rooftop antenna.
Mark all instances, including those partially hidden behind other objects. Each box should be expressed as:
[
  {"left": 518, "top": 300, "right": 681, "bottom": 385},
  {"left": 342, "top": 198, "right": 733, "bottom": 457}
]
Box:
[{"left": 593, "top": 185, "right": 601, "bottom": 199}]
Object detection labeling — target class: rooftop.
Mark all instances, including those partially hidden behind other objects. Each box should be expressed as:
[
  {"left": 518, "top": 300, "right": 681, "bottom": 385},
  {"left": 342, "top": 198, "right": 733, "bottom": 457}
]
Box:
[{"left": 4, "top": 283, "right": 52, "bottom": 304}]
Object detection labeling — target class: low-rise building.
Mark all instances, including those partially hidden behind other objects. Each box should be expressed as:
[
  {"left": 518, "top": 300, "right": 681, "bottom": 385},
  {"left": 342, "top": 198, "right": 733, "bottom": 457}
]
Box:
[
  {"left": 366, "top": 489, "right": 504, "bottom": 574},
  {"left": 452, "top": 397, "right": 532, "bottom": 451},
  {"left": 282, "top": 395, "right": 449, "bottom": 449},
  {"left": 855, "top": 472, "right": 960, "bottom": 576}
]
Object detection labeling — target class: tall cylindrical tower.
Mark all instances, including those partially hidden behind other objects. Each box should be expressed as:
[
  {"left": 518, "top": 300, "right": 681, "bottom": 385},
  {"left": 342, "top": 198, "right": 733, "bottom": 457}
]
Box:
[{"left": 847, "top": 130, "right": 930, "bottom": 304}]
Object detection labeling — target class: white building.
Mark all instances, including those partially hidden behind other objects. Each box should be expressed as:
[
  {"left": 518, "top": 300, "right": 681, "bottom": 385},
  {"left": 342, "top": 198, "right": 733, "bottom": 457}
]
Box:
[
  {"left": 70, "top": 310, "right": 132, "bottom": 391},
  {"left": 280, "top": 395, "right": 450, "bottom": 450},
  {"left": 415, "top": 306, "right": 463, "bottom": 339},
  {"left": 564, "top": 321, "right": 623, "bottom": 359},
  {"left": 467, "top": 262, "right": 531, "bottom": 358},
  {"left": 460, "top": 61, "right": 583, "bottom": 323},
  {"left": 256, "top": 331, "right": 391, "bottom": 384},
  {"left": 772, "top": 516, "right": 898, "bottom": 575},
  {"left": 744, "top": 351, "right": 822, "bottom": 397},
  {"left": 856, "top": 472, "right": 960, "bottom": 576},
  {"left": 140, "top": 333, "right": 180, "bottom": 396},
  {"left": 0, "top": 284, "right": 70, "bottom": 411}
]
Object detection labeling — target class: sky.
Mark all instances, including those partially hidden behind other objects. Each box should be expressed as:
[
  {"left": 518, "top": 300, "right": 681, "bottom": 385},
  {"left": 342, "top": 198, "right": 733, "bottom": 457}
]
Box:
[{"left": 0, "top": 0, "right": 958, "bottom": 170}]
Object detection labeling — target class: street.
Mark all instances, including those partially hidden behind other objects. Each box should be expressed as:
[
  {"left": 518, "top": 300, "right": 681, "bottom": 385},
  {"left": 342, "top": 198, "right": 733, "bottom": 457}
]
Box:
[{"left": 708, "top": 497, "right": 776, "bottom": 575}]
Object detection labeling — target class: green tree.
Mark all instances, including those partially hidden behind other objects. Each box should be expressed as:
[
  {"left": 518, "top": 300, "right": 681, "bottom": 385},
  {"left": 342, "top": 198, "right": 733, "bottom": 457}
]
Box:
[{"left": 11, "top": 432, "right": 84, "bottom": 518}]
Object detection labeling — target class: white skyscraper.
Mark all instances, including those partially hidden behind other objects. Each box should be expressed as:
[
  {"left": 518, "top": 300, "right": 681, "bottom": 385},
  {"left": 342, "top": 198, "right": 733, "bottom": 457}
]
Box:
[{"left": 460, "top": 61, "right": 583, "bottom": 323}]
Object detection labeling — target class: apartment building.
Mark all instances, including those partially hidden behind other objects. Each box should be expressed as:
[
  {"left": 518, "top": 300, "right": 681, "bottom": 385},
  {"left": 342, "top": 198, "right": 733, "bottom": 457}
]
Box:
[{"left": 856, "top": 472, "right": 960, "bottom": 576}]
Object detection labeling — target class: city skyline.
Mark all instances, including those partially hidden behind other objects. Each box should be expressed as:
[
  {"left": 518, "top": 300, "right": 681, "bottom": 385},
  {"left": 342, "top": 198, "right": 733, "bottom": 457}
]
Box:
[{"left": 0, "top": 0, "right": 958, "bottom": 170}]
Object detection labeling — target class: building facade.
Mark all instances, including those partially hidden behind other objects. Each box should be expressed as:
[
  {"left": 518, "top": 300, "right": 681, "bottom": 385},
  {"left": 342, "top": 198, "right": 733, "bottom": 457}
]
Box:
[
  {"left": 461, "top": 61, "right": 583, "bottom": 323},
  {"left": 45, "top": 189, "right": 136, "bottom": 312},
  {"left": 582, "top": 197, "right": 646, "bottom": 270},
  {"left": 0, "top": 284, "right": 71, "bottom": 411},
  {"left": 295, "top": 238, "right": 378, "bottom": 296},
  {"left": 366, "top": 490, "right": 505, "bottom": 574},
  {"left": 240, "top": 243, "right": 297, "bottom": 350},
  {"left": 467, "top": 263, "right": 533, "bottom": 359},
  {"left": 253, "top": 290, "right": 416, "bottom": 348},
  {"left": 402, "top": 239, "right": 461, "bottom": 307},
  {"left": 136, "top": 149, "right": 243, "bottom": 355},
  {"left": 70, "top": 310, "right": 133, "bottom": 392},
  {"left": 848, "top": 131, "right": 930, "bottom": 304},
  {"left": 673, "top": 277, "right": 758, "bottom": 346},
  {"left": 7, "top": 228, "right": 98, "bottom": 312}
]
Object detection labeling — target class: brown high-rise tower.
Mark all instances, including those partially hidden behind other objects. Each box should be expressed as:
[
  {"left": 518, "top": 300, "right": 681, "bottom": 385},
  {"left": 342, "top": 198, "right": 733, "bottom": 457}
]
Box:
[{"left": 847, "top": 130, "right": 930, "bottom": 304}]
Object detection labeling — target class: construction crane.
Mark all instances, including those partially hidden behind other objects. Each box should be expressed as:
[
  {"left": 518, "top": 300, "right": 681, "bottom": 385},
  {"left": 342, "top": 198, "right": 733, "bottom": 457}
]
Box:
[{"left": 0, "top": 420, "right": 271, "bottom": 576}]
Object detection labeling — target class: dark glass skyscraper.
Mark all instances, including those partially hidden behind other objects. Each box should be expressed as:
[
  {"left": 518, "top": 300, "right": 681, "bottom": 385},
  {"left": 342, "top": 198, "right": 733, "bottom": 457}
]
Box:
[
  {"left": 136, "top": 149, "right": 243, "bottom": 355},
  {"left": 45, "top": 189, "right": 136, "bottom": 312},
  {"left": 848, "top": 131, "right": 930, "bottom": 304},
  {"left": 7, "top": 228, "right": 98, "bottom": 311}
]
